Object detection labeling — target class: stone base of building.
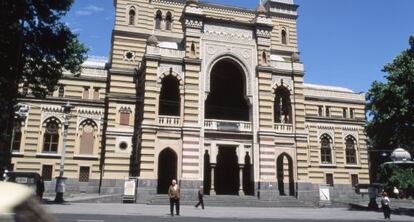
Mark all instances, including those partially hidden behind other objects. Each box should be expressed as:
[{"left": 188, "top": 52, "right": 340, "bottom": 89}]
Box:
[{"left": 43, "top": 178, "right": 366, "bottom": 205}]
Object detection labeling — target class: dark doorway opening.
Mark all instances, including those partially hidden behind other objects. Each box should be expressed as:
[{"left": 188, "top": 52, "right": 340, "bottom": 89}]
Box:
[
  {"left": 277, "top": 153, "right": 295, "bottom": 196},
  {"left": 203, "top": 150, "right": 211, "bottom": 195},
  {"left": 215, "top": 146, "right": 239, "bottom": 195},
  {"left": 243, "top": 152, "right": 254, "bottom": 195},
  {"left": 157, "top": 148, "right": 177, "bottom": 194},
  {"left": 205, "top": 59, "right": 249, "bottom": 121},
  {"left": 159, "top": 75, "right": 180, "bottom": 116}
]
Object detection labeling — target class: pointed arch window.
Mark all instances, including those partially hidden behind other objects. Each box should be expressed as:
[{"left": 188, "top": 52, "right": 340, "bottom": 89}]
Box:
[
  {"left": 190, "top": 42, "right": 196, "bottom": 57},
  {"left": 320, "top": 134, "right": 332, "bottom": 164},
  {"left": 345, "top": 136, "right": 357, "bottom": 164},
  {"left": 159, "top": 75, "right": 180, "bottom": 116},
  {"left": 281, "top": 29, "right": 288, "bottom": 45},
  {"left": 155, "top": 10, "right": 162, "bottom": 30},
  {"left": 274, "top": 86, "right": 292, "bottom": 124},
  {"left": 58, "top": 85, "right": 64, "bottom": 98},
  {"left": 43, "top": 120, "right": 60, "bottom": 153},
  {"left": 129, "top": 7, "right": 136, "bottom": 25},
  {"left": 262, "top": 51, "right": 267, "bottom": 65},
  {"left": 165, "top": 11, "right": 172, "bottom": 30},
  {"left": 12, "top": 121, "right": 22, "bottom": 152},
  {"left": 79, "top": 120, "right": 97, "bottom": 155}
]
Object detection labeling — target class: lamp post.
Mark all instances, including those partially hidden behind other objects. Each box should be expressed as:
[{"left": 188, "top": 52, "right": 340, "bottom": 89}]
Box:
[{"left": 55, "top": 101, "right": 74, "bottom": 203}]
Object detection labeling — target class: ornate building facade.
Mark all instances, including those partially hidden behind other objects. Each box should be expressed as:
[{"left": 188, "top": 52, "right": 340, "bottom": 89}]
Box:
[{"left": 11, "top": 0, "right": 369, "bottom": 203}]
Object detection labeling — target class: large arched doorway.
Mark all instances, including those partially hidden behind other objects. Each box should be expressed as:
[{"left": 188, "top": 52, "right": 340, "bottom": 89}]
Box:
[
  {"left": 215, "top": 146, "right": 239, "bottom": 195},
  {"left": 277, "top": 153, "right": 295, "bottom": 196},
  {"left": 157, "top": 148, "right": 178, "bottom": 194},
  {"left": 205, "top": 59, "right": 250, "bottom": 121}
]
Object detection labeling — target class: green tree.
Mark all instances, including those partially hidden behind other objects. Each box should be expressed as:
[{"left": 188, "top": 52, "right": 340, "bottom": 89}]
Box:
[
  {"left": 0, "top": 0, "right": 88, "bottom": 172},
  {"left": 366, "top": 36, "right": 414, "bottom": 153}
]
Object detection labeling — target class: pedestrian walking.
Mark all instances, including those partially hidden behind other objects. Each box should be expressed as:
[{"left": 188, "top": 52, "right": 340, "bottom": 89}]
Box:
[
  {"left": 195, "top": 185, "right": 204, "bottom": 209},
  {"left": 36, "top": 176, "right": 45, "bottom": 201},
  {"left": 393, "top": 186, "right": 399, "bottom": 198},
  {"left": 168, "top": 179, "right": 180, "bottom": 216},
  {"left": 381, "top": 192, "right": 391, "bottom": 220}
]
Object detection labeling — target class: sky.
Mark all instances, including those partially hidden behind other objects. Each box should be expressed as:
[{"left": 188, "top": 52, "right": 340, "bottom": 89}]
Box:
[{"left": 64, "top": 0, "right": 414, "bottom": 93}]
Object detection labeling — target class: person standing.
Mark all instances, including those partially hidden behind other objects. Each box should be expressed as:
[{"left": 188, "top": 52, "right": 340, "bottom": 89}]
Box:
[
  {"left": 168, "top": 179, "right": 180, "bottom": 216},
  {"left": 195, "top": 186, "right": 204, "bottom": 209},
  {"left": 36, "top": 177, "right": 45, "bottom": 201},
  {"left": 381, "top": 192, "right": 391, "bottom": 220}
]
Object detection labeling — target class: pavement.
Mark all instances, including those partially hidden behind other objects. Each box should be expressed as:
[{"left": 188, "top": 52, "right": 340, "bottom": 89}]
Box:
[{"left": 45, "top": 203, "right": 414, "bottom": 221}]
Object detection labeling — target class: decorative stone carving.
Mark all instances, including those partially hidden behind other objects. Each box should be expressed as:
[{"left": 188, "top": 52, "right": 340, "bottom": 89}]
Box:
[
  {"left": 123, "top": 50, "right": 136, "bottom": 62},
  {"left": 185, "top": 18, "right": 203, "bottom": 29},
  {"left": 41, "top": 105, "right": 64, "bottom": 124},
  {"left": 342, "top": 125, "right": 359, "bottom": 141},
  {"left": 317, "top": 124, "right": 335, "bottom": 143},
  {"left": 204, "top": 24, "right": 253, "bottom": 42},
  {"left": 203, "top": 41, "right": 254, "bottom": 96},
  {"left": 256, "top": 29, "right": 272, "bottom": 38},
  {"left": 185, "top": 6, "right": 203, "bottom": 15},
  {"left": 158, "top": 63, "right": 185, "bottom": 80},
  {"left": 272, "top": 76, "right": 294, "bottom": 91}
]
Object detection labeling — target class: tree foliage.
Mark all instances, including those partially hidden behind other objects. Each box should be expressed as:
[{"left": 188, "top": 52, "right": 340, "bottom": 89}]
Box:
[
  {"left": 0, "top": 0, "right": 88, "bottom": 169},
  {"left": 366, "top": 36, "right": 414, "bottom": 153},
  {"left": 379, "top": 164, "right": 414, "bottom": 197}
]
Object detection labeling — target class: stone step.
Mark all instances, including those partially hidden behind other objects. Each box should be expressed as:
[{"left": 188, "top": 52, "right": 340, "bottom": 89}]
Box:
[{"left": 147, "top": 195, "right": 314, "bottom": 208}]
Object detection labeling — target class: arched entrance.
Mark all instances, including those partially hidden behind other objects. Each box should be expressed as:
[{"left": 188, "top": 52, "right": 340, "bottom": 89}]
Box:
[
  {"left": 277, "top": 153, "right": 295, "bottom": 196},
  {"left": 215, "top": 146, "right": 239, "bottom": 195},
  {"left": 205, "top": 59, "right": 250, "bottom": 121},
  {"left": 157, "top": 148, "right": 177, "bottom": 194}
]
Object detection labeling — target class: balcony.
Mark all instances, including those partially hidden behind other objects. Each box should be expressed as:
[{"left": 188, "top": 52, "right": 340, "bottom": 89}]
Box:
[
  {"left": 204, "top": 119, "right": 252, "bottom": 132},
  {"left": 158, "top": 116, "right": 180, "bottom": 126},
  {"left": 274, "top": 123, "right": 294, "bottom": 134}
]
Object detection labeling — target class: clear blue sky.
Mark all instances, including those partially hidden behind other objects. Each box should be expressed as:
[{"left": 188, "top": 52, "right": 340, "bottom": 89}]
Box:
[{"left": 64, "top": 0, "right": 414, "bottom": 93}]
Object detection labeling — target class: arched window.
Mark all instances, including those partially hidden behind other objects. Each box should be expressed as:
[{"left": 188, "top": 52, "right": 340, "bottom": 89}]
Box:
[
  {"left": 274, "top": 86, "right": 292, "bottom": 124},
  {"left": 320, "top": 134, "right": 332, "bottom": 164},
  {"left": 12, "top": 121, "right": 22, "bottom": 152},
  {"left": 43, "top": 120, "right": 60, "bottom": 153},
  {"left": 58, "top": 85, "right": 64, "bottom": 98},
  {"left": 79, "top": 120, "right": 97, "bottom": 155},
  {"left": 155, "top": 10, "right": 162, "bottom": 30},
  {"left": 159, "top": 75, "right": 180, "bottom": 116},
  {"left": 190, "top": 42, "right": 196, "bottom": 57},
  {"left": 129, "top": 7, "right": 136, "bottom": 25},
  {"left": 345, "top": 136, "right": 357, "bottom": 164},
  {"left": 165, "top": 11, "right": 172, "bottom": 30},
  {"left": 262, "top": 51, "right": 267, "bottom": 64},
  {"left": 281, "top": 29, "right": 288, "bottom": 45}
]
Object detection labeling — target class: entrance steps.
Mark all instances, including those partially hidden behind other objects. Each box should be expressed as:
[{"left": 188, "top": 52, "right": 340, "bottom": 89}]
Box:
[{"left": 147, "top": 195, "right": 315, "bottom": 208}]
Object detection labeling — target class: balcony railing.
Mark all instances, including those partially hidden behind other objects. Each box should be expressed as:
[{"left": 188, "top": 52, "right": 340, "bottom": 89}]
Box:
[
  {"left": 158, "top": 116, "right": 180, "bottom": 126},
  {"left": 274, "top": 123, "right": 294, "bottom": 133},
  {"left": 204, "top": 119, "right": 252, "bottom": 132}
]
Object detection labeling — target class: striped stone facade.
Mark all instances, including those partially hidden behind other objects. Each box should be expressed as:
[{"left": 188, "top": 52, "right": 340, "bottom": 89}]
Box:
[{"left": 11, "top": 0, "right": 369, "bottom": 203}]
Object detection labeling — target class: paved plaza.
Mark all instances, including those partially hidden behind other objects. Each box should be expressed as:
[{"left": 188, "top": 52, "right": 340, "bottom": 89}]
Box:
[{"left": 46, "top": 203, "right": 414, "bottom": 222}]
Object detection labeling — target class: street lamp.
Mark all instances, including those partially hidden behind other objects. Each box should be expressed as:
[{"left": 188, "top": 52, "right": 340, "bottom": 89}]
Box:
[{"left": 55, "top": 101, "right": 74, "bottom": 203}]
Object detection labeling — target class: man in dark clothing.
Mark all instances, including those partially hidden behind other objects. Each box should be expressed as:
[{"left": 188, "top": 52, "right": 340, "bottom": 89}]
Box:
[
  {"left": 168, "top": 179, "right": 180, "bottom": 216},
  {"left": 36, "top": 177, "right": 45, "bottom": 201},
  {"left": 195, "top": 185, "right": 204, "bottom": 209}
]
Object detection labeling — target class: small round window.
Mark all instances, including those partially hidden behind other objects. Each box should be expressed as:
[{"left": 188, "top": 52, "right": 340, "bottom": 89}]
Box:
[{"left": 119, "top": 142, "right": 128, "bottom": 150}]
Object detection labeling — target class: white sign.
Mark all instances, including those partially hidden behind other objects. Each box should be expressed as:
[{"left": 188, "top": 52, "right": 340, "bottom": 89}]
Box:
[
  {"left": 319, "top": 187, "right": 330, "bottom": 201},
  {"left": 124, "top": 179, "right": 136, "bottom": 197}
]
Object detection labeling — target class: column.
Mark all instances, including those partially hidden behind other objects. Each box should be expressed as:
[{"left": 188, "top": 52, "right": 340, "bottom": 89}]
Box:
[
  {"left": 210, "top": 164, "right": 216, "bottom": 195},
  {"left": 239, "top": 164, "right": 245, "bottom": 196}
]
